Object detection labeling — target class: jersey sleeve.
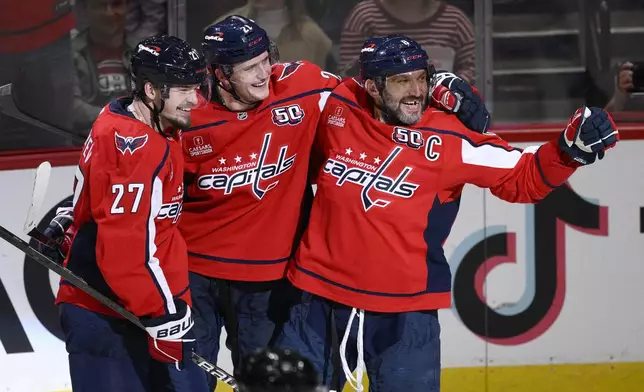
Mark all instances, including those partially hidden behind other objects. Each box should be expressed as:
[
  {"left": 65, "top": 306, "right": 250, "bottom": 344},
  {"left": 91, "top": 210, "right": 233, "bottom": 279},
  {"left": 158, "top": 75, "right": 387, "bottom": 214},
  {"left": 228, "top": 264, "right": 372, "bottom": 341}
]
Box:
[
  {"left": 275, "top": 60, "right": 342, "bottom": 95},
  {"left": 308, "top": 122, "right": 327, "bottom": 185},
  {"left": 441, "top": 128, "right": 579, "bottom": 203},
  {"left": 88, "top": 129, "right": 174, "bottom": 317}
]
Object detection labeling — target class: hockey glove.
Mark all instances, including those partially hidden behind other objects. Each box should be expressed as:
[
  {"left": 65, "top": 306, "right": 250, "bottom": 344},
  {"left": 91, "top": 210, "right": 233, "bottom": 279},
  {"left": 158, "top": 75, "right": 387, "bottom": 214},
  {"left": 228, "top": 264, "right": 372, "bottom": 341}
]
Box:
[
  {"left": 141, "top": 298, "right": 196, "bottom": 370},
  {"left": 559, "top": 106, "right": 619, "bottom": 165},
  {"left": 40, "top": 201, "right": 75, "bottom": 263},
  {"left": 430, "top": 71, "right": 491, "bottom": 134}
]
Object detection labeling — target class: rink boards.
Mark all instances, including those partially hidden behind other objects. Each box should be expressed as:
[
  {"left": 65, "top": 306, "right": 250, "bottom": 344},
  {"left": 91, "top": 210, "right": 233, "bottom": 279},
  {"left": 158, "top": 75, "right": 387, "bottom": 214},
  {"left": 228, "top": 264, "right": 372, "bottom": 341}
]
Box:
[{"left": 0, "top": 136, "right": 643, "bottom": 391}]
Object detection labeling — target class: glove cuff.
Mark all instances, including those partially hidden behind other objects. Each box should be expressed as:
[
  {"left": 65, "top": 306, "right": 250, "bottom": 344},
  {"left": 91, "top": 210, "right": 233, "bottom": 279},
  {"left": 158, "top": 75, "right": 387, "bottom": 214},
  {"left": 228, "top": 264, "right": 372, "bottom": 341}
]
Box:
[
  {"left": 557, "top": 132, "right": 595, "bottom": 165},
  {"left": 143, "top": 299, "right": 194, "bottom": 341}
]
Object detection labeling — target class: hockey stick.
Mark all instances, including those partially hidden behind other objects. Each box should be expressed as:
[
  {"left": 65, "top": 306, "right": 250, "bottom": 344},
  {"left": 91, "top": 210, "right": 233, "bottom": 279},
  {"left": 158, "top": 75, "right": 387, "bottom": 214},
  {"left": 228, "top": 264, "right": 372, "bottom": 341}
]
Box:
[
  {"left": 0, "top": 225, "right": 239, "bottom": 390},
  {"left": 0, "top": 226, "right": 238, "bottom": 391},
  {"left": 2, "top": 87, "right": 239, "bottom": 388}
]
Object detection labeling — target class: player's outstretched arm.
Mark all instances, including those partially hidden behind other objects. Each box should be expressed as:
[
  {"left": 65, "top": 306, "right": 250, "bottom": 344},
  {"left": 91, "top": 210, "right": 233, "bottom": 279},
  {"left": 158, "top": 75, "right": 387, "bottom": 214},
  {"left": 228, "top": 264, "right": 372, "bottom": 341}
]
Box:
[{"left": 441, "top": 106, "right": 619, "bottom": 203}]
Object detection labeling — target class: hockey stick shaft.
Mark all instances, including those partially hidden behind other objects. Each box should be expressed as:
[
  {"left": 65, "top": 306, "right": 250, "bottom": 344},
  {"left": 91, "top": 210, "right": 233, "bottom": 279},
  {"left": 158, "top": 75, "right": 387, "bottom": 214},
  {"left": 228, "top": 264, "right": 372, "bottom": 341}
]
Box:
[{"left": 0, "top": 225, "right": 238, "bottom": 390}]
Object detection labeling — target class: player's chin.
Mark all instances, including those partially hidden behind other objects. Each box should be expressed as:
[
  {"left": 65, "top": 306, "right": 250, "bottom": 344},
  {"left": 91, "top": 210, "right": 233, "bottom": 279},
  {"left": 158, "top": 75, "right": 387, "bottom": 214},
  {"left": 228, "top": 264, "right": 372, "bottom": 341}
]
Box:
[
  {"left": 397, "top": 106, "right": 423, "bottom": 125},
  {"left": 396, "top": 115, "right": 421, "bottom": 125},
  {"left": 247, "top": 84, "right": 269, "bottom": 101},
  {"left": 166, "top": 113, "right": 192, "bottom": 129}
]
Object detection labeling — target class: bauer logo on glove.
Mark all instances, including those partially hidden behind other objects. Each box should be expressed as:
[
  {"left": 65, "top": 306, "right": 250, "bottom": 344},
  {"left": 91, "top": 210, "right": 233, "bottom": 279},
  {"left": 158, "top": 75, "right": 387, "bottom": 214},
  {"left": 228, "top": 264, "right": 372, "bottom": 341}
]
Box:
[
  {"left": 144, "top": 301, "right": 195, "bottom": 341},
  {"left": 559, "top": 106, "right": 620, "bottom": 165}
]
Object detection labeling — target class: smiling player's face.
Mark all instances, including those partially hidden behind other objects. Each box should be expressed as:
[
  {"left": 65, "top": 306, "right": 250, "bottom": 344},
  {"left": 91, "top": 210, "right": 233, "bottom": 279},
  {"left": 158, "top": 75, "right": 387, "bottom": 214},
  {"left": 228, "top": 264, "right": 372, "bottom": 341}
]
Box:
[
  {"left": 160, "top": 85, "right": 202, "bottom": 129},
  {"left": 381, "top": 69, "right": 429, "bottom": 125},
  {"left": 229, "top": 52, "right": 272, "bottom": 103}
]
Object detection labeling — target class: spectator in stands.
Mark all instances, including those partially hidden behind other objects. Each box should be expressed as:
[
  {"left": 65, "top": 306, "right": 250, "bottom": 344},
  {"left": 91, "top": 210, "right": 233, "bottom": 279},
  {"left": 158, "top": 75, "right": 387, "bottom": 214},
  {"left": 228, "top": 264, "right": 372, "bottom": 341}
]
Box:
[
  {"left": 605, "top": 61, "right": 644, "bottom": 112},
  {"left": 0, "top": 0, "right": 75, "bottom": 132},
  {"left": 75, "top": 0, "right": 168, "bottom": 48},
  {"left": 212, "top": 0, "right": 333, "bottom": 68},
  {"left": 72, "top": 0, "right": 133, "bottom": 133},
  {"left": 339, "top": 0, "right": 475, "bottom": 82},
  {"left": 305, "top": 0, "right": 362, "bottom": 43},
  {"left": 124, "top": 0, "right": 168, "bottom": 47}
]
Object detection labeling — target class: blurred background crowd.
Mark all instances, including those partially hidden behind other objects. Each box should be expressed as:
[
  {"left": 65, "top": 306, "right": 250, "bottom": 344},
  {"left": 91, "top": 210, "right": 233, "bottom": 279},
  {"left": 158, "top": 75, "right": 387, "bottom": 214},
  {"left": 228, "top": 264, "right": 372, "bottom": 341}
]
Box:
[{"left": 0, "top": 0, "right": 642, "bottom": 151}]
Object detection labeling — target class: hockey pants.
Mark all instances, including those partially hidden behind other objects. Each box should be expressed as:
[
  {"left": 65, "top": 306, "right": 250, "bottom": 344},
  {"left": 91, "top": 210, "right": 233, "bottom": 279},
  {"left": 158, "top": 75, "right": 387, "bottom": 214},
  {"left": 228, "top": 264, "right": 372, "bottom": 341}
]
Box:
[
  {"left": 59, "top": 303, "right": 208, "bottom": 392},
  {"left": 189, "top": 272, "right": 298, "bottom": 389},
  {"left": 274, "top": 290, "right": 442, "bottom": 392}
]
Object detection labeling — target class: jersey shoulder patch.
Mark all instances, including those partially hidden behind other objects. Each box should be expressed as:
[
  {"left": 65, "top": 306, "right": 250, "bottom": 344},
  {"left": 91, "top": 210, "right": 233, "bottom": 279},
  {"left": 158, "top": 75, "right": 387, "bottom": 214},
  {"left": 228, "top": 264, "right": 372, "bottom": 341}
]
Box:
[
  {"left": 115, "top": 132, "right": 149, "bottom": 155},
  {"left": 276, "top": 61, "right": 306, "bottom": 81},
  {"left": 271, "top": 61, "right": 341, "bottom": 97},
  {"left": 95, "top": 110, "right": 154, "bottom": 157}
]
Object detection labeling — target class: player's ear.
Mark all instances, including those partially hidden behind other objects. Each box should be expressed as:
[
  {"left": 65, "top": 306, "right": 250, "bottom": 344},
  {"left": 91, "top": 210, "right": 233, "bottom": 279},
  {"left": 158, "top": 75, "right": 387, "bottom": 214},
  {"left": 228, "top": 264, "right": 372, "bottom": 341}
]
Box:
[
  {"left": 213, "top": 68, "right": 230, "bottom": 89},
  {"left": 364, "top": 79, "right": 380, "bottom": 100},
  {"left": 143, "top": 81, "right": 157, "bottom": 102}
]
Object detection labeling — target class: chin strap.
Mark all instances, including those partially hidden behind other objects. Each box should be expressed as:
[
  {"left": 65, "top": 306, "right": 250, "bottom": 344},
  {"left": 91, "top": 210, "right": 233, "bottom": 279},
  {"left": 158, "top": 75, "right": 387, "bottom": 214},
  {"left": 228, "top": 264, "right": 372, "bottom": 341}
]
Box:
[
  {"left": 139, "top": 98, "right": 178, "bottom": 137},
  {"left": 214, "top": 79, "right": 261, "bottom": 110}
]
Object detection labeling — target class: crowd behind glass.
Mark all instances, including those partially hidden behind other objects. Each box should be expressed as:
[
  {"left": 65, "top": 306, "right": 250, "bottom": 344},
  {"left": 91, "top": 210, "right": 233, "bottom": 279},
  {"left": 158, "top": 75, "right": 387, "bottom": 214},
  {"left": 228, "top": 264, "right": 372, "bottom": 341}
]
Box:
[{"left": 1, "top": 0, "right": 642, "bottom": 151}]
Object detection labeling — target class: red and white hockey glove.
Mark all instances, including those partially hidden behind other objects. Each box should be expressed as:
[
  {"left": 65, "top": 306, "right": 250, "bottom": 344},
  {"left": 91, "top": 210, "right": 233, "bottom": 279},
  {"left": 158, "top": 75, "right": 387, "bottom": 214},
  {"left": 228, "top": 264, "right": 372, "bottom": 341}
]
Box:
[
  {"left": 141, "top": 299, "right": 196, "bottom": 370},
  {"left": 559, "top": 106, "right": 619, "bottom": 165},
  {"left": 430, "top": 71, "right": 491, "bottom": 134}
]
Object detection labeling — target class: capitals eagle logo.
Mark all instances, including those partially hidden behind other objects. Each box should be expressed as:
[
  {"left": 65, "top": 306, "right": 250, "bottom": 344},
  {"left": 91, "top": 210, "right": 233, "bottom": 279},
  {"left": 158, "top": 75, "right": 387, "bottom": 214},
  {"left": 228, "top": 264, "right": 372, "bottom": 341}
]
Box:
[{"left": 115, "top": 132, "right": 148, "bottom": 155}]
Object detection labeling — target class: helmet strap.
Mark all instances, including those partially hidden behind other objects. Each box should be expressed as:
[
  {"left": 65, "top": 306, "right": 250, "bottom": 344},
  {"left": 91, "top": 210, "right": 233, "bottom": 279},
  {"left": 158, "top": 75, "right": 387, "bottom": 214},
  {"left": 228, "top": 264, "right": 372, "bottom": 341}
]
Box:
[{"left": 141, "top": 97, "right": 173, "bottom": 137}]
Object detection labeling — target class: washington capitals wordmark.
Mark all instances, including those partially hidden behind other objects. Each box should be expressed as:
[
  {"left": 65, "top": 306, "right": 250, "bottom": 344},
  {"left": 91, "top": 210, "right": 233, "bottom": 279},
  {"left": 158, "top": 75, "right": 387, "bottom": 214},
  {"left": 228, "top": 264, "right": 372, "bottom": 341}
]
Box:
[
  {"left": 324, "top": 146, "right": 420, "bottom": 211},
  {"left": 197, "top": 133, "right": 296, "bottom": 199}
]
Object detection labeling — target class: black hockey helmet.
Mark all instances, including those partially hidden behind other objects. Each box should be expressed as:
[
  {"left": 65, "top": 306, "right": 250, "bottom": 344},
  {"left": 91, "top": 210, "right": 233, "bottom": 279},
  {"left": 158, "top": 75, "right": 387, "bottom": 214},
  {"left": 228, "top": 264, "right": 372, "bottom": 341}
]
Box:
[
  {"left": 201, "top": 16, "right": 279, "bottom": 106},
  {"left": 235, "top": 348, "right": 326, "bottom": 392},
  {"left": 203, "top": 15, "right": 270, "bottom": 66},
  {"left": 129, "top": 35, "right": 210, "bottom": 133},
  {"left": 131, "top": 34, "right": 209, "bottom": 98},
  {"left": 202, "top": 15, "right": 279, "bottom": 68},
  {"left": 359, "top": 34, "right": 436, "bottom": 91}
]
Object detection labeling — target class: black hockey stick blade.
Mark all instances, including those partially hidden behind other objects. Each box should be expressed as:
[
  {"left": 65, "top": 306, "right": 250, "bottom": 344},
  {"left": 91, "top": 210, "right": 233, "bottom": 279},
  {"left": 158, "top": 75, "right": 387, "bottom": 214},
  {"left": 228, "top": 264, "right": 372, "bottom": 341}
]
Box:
[{"left": 0, "top": 224, "right": 238, "bottom": 390}]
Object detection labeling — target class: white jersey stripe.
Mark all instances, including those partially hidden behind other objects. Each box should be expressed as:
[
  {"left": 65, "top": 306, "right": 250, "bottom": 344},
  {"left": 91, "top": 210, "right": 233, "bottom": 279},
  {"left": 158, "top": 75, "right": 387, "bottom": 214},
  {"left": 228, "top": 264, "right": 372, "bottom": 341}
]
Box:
[
  {"left": 147, "top": 176, "right": 176, "bottom": 314},
  {"left": 461, "top": 139, "right": 539, "bottom": 169}
]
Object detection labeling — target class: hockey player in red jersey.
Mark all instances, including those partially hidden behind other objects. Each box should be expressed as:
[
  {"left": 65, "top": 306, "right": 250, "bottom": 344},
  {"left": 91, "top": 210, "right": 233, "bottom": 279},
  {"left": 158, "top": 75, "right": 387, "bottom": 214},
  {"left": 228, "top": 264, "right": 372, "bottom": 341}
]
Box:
[
  {"left": 178, "top": 16, "right": 342, "bottom": 387},
  {"left": 178, "top": 17, "right": 494, "bottom": 389},
  {"left": 54, "top": 35, "right": 210, "bottom": 392},
  {"left": 275, "top": 35, "right": 620, "bottom": 391}
]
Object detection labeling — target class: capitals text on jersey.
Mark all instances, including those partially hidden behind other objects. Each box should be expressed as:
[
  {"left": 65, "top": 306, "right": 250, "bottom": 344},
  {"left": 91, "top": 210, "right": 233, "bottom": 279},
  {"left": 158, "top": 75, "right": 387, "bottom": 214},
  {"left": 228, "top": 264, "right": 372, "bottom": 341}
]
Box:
[
  {"left": 196, "top": 133, "right": 296, "bottom": 199},
  {"left": 323, "top": 146, "right": 420, "bottom": 211}
]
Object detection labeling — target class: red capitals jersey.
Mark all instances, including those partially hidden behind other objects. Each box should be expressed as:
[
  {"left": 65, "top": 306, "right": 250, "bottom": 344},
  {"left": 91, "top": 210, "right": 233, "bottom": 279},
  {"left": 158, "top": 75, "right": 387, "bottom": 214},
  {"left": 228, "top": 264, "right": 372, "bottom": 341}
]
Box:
[
  {"left": 180, "top": 61, "right": 341, "bottom": 281},
  {"left": 56, "top": 97, "right": 190, "bottom": 319},
  {"left": 288, "top": 78, "right": 579, "bottom": 313}
]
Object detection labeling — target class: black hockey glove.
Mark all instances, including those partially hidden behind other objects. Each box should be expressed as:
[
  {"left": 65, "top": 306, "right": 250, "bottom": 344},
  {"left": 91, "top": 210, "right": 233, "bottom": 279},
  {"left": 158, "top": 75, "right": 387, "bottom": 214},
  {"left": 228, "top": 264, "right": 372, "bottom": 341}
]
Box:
[{"left": 430, "top": 71, "right": 491, "bottom": 134}]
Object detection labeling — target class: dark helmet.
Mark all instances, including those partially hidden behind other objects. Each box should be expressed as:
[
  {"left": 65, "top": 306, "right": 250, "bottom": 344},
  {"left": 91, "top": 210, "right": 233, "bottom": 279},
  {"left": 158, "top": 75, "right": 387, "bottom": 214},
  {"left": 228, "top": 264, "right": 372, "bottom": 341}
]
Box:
[
  {"left": 131, "top": 34, "right": 208, "bottom": 98},
  {"left": 202, "top": 15, "right": 271, "bottom": 67},
  {"left": 359, "top": 35, "right": 435, "bottom": 83},
  {"left": 235, "top": 348, "right": 325, "bottom": 392}
]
